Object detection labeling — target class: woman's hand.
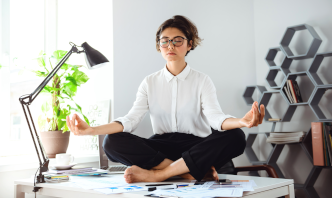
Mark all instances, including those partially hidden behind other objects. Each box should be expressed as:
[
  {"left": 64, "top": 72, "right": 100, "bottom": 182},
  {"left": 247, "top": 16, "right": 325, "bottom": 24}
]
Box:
[
  {"left": 239, "top": 101, "right": 265, "bottom": 128},
  {"left": 66, "top": 113, "right": 95, "bottom": 136}
]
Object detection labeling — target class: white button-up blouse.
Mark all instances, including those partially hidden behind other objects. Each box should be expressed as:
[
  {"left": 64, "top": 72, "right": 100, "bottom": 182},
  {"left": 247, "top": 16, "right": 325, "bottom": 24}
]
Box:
[{"left": 112, "top": 63, "right": 236, "bottom": 138}]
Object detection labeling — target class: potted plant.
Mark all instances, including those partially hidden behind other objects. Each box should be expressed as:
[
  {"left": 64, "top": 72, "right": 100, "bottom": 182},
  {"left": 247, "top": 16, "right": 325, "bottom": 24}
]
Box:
[{"left": 31, "top": 50, "right": 91, "bottom": 158}]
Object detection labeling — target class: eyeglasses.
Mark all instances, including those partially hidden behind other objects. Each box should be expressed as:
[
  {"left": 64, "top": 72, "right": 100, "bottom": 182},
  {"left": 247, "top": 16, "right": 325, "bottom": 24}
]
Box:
[{"left": 158, "top": 36, "right": 188, "bottom": 48}]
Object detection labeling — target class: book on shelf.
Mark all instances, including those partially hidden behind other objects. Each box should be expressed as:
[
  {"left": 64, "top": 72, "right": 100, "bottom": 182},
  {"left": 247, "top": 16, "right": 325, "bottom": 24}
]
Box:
[
  {"left": 323, "top": 123, "right": 331, "bottom": 166},
  {"left": 326, "top": 124, "right": 332, "bottom": 166},
  {"left": 266, "top": 131, "right": 305, "bottom": 144},
  {"left": 269, "top": 131, "right": 305, "bottom": 138},
  {"left": 283, "top": 85, "right": 294, "bottom": 103},
  {"left": 287, "top": 80, "right": 297, "bottom": 103},
  {"left": 266, "top": 140, "right": 304, "bottom": 144},
  {"left": 283, "top": 79, "right": 303, "bottom": 104},
  {"left": 311, "top": 122, "right": 332, "bottom": 166},
  {"left": 292, "top": 80, "right": 303, "bottom": 103},
  {"left": 288, "top": 80, "right": 298, "bottom": 103}
]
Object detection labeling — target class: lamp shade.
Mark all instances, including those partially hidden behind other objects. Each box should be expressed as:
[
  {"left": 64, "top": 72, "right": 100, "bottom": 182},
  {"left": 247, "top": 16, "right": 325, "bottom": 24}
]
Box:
[{"left": 81, "top": 42, "right": 109, "bottom": 70}]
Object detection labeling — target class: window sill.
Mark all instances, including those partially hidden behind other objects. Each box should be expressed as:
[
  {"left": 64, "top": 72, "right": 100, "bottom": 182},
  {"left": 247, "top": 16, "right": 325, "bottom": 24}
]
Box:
[{"left": 0, "top": 154, "right": 99, "bottom": 172}]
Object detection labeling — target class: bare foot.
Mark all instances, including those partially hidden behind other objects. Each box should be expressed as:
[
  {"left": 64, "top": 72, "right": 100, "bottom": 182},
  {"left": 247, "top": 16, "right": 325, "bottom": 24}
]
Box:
[
  {"left": 124, "top": 165, "right": 164, "bottom": 183},
  {"left": 202, "top": 166, "right": 219, "bottom": 181},
  {"left": 178, "top": 166, "right": 219, "bottom": 181},
  {"left": 178, "top": 173, "right": 195, "bottom": 180}
]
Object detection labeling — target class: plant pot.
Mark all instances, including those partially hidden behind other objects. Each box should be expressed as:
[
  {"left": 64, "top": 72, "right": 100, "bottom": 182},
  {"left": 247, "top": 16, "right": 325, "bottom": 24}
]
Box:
[{"left": 40, "top": 130, "right": 70, "bottom": 158}]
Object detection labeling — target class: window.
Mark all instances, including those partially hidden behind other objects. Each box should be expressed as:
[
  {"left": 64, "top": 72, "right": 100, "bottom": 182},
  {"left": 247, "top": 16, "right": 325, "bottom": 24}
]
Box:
[
  {"left": 0, "top": 0, "right": 45, "bottom": 158},
  {"left": 0, "top": 0, "right": 113, "bottom": 159}
]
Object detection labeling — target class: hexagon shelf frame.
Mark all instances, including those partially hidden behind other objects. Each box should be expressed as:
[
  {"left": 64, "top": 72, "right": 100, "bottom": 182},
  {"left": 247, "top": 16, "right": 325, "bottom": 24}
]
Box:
[
  {"left": 258, "top": 90, "right": 296, "bottom": 122},
  {"left": 309, "top": 85, "right": 332, "bottom": 121},
  {"left": 308, "top": 52, "right": 332, "bottom": 86},
  {"left": 280, "top": 24, "right": 322, "bottom": 60},
  {"left": 280, "top": 71, "right": 316, "bottom": 106},
  {"left": 243, "top": 23, "right": 331, "bottom": 198},
  {"left": 242, "top": 85, "right": 267, "bottom": 106},
  {"left": 245, "top": 128, "right": 331, "bottom": 198},
  {"left": 265, "top": 66, "right": 287, "bottom": 89},
  {"left": 265, "top": 47, "right": 285, "bottom": 67}
]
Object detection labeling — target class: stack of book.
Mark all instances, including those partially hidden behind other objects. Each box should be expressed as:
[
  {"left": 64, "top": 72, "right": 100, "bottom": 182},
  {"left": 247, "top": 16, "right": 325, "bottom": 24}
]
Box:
[
  {"left": 266, "top": 131, "right": 306, "bottom": 144},
  {"left": 282, "top": 79, "right": 303, "bottom": 103},
  {"left": 44, "top": 166, "right": 109, "bottom": 181},
  {"left": 47, "top": 165, "right": 95, "bottom": 175},
  {"left": 311, "top": 122, "right": 332, "bottom": 166}
]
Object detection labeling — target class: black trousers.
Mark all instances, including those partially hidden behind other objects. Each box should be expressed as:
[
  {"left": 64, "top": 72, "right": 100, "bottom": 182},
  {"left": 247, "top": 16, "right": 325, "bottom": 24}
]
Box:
[{"left": 102, "top": 127, "right": 246, "bottom": 181}]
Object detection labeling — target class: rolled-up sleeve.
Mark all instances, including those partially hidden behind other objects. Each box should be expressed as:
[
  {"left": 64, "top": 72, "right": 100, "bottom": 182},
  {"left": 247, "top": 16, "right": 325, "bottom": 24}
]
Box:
[
  {"left": 201, "top": 76, "right": 236, "bottom": 132},
  {"left": 111, "top": 78, "right": 149, "bottom": 133}
]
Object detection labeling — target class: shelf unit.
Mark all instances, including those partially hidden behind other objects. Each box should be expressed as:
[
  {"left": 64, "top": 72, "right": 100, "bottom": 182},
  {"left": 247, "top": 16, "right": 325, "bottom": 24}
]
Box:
[{"left": 243, "top": 23, "right": 332, "bottom": 198}]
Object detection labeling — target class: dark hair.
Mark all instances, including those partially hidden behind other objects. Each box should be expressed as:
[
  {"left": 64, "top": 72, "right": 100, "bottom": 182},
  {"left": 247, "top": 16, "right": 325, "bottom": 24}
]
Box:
[{"left": 155, "top": 15, "right": 203, "bottom": 56}]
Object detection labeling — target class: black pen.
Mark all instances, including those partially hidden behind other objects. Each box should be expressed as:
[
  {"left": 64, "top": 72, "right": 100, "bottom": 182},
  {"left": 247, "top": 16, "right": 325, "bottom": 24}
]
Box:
[{"left": 145, "top": 183, "right": 174, "bottom": 186}]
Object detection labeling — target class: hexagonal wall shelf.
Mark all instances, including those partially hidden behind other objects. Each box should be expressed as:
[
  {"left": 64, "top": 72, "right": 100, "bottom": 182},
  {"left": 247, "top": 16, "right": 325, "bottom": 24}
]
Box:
[
  {"left": 265, "top": 66, "right": 287, "bottom": 89},
  {"left": 280, "top": 71, "right": 316, "bottom": 105},
  {"left": 245, "top": 128, "right": 328, "bottom": 197},
  {"left": 280, "top": 24, "right": 322, "bottom": 60},
  {"left": 259, "top": 91, "right": 296, "bottom": 122},
  {"left": 308, "top": 52, "right": 332, "bottom": 86},
  {"left": 279, "top": 56, "right": 293, "bottom": 76},
  {"left": 243, "top": 23, "right": 330, "bottom": 198},
  {"left": 243, "top": 85, "right": 267, "bottom": 106},
  {"left": 265, "top": 47, "right": 285, "bottom": 67},
  {"left": 309, "top": 85, "right": 332, "bottom": 121}
]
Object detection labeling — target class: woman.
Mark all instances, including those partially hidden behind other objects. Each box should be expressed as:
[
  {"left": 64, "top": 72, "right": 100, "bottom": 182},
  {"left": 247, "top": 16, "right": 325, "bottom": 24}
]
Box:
[{"left": 66, "top": 15, "right": 265, "bottom": 184}]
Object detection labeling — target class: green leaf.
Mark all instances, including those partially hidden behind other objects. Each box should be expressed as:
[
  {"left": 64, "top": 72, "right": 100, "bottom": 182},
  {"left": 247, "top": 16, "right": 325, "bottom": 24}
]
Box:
[
  {"left": 57, "top": 117, "right": 65, "bottom": 131},
  {"left": 63, "top": 82, "right": 77, "bottom": 97},
  {"left": 75, "top": 103, "right": 82, "bottom": 112},
  {"left": 60, "top": 63, "right": 69, "bottom": 70},
  {"left": 82, "top": 114, "right": 90, "bottom": 125},
  {"left": 67, "top": 104, "right": 79, "bottom": 112},
  {"left": 32, "top": 70, "right": 47, "bottom": 77},
  {"left": 74, "top": 103, "right": 90, "bottom": 125},
  {"left": 62, "top": 123, "right": 69, "bottom": 133},
  {"left": 38, "top": 115, "right": 46, "bottom": 131},
  {"left": 39, "top": 50, "right": 46, "bottom": 56},
  {"left": 65, "top": 76, "right": 78, "bottom": 86},
  {"left": 37, "top": 56, "right": 46, "bottom": 68},
  {"left": 72, "top": 70, "right": 89, "bottom": 86},
  {"left": 42, "top": 85, "right": 52, "bottom": 93},
  {"left": 52, "top": 105, "right": 59, "bottom": 117},
  {"left": 70, "top": 65, "right": 80, "bottom": 72},
  {"left": 53, "top": 50, "right": 68, "bottom": 62},
  {"left": 41, "top": 100, "right": 51, "bottom": 114}
]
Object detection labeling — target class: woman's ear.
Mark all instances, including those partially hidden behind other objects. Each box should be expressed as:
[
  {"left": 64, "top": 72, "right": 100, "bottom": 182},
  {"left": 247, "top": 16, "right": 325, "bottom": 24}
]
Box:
[{"left": 188, "top": 40, "right": 193, "bottom": 50}]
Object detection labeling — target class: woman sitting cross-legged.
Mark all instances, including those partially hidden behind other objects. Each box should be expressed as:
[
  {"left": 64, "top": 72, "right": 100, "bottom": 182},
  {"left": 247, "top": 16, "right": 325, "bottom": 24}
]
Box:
[{"left": 66, "top": 15, "right": 265, "bottom": 184}]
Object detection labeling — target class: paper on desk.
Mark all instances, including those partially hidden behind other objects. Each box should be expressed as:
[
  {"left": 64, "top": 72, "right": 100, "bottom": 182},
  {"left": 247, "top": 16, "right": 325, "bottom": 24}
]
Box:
[
  {"left": 147, "top": 186, "right": 243, "bottom": 198},
  {"left": 209, "top": 184, "right": 253, "bottom": 191},
  {"left": 231, "top": 180, "right": 257, "bottom": 187},
  {"left": 93, "top": 185, "right": 148, "bottom": 194},
  {"left": 231, "top": 180, "right": 256, "bottom": 191}
]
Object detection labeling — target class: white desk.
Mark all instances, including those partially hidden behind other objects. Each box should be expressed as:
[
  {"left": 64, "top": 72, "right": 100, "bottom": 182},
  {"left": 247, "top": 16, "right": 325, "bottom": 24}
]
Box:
[{"left": 14, "top": 174, "right": 294, "bottom": 198}]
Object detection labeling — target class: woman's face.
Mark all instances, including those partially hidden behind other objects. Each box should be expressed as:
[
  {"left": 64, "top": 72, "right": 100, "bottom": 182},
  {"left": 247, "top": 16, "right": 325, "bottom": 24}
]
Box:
[{"left": 159, "top": 27, "right": 192, "bottom": 62}]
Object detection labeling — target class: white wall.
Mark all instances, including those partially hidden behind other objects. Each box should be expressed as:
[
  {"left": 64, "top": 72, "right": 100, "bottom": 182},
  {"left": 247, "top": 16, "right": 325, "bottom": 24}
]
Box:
[
  {"left": 113, "top": 0, "right": 257, "bottom": 169},
  {"left": 57, "top": 0, "right": 114, "bottom": 111},
  {"left": 254, "top": 0, "right": 332, "bottom": 197}
]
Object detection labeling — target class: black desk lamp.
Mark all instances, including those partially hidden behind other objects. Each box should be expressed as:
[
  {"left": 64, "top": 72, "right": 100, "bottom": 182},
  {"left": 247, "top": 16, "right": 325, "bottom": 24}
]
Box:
[{"left": 19, "top": 42, "right": 109, "bottom": 192}]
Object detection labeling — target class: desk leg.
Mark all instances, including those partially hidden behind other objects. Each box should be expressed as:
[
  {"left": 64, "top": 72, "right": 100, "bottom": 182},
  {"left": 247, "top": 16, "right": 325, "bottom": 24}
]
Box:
[
  {"left": 14, "top": 184, "right": 25, "bottom": 198},
  {"left": 285, "top": 184, "right": 295, "bottom": 198}
]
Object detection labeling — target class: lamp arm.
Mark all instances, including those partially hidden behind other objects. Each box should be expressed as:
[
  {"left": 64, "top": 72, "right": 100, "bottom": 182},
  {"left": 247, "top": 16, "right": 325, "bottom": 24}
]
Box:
[{"left": 18, "top": 45, "right": 79, "bottom": 184}]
